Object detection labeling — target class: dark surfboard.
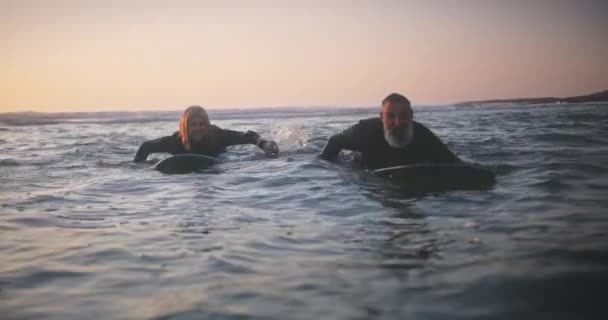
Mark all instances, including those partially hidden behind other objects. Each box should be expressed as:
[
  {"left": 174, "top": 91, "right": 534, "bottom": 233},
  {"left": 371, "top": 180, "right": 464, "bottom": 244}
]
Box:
[
  {"left": 154, "top": 154, "right": 220, "bottom": 174},
  {"left": 373, "top": 163, "right": 496, "bottom": 191}
]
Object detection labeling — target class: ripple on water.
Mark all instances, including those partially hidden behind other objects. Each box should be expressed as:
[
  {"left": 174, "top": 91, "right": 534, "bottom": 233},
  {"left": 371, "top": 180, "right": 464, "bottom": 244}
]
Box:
[
  {"left": 2, "top": 104, "right": 608, "bottom": 319},
  {"left": 543, "top": 161, "right": 606, "bottom": 174},
  {"left": 424, "top": 262, "right": 608, "bottom": 319},
  {"left": 0, "top": 159, "right": 20, "bottom": 166},
  {"left": 8, "top": 214, "right": 58, "bottom": 228},
  {"left": 7, "top": 267, "right": 91, "bottom": 289},
  {"left": 528, "top": 178, "right": 572, "bottom": 191}
]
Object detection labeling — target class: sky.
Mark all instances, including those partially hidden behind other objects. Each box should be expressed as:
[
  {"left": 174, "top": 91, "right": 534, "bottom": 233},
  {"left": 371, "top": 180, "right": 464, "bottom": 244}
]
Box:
[{"left": 1, "top": 0, "right": 607, "bottom": 112}]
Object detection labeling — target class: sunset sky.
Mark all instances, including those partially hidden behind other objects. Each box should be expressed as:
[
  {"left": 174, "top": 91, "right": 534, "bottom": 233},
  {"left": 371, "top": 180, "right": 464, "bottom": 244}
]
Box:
[{"left": 2, "top": 0, "right": 607, "bottom": 112}]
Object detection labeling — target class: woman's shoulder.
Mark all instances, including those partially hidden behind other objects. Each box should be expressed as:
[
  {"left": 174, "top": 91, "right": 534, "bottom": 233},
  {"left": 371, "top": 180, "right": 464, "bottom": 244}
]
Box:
[{"left": 143, "top": 132, "right": 179, "bottom": 144}]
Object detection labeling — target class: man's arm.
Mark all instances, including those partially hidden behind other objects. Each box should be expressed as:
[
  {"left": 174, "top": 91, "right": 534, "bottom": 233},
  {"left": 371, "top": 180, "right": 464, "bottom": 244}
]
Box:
[
  {"left": 133, "top": 135, "right": 175, "bottom": 162},
  {"left": 319, "top": 123, "right": 362, "bottom": 161}
]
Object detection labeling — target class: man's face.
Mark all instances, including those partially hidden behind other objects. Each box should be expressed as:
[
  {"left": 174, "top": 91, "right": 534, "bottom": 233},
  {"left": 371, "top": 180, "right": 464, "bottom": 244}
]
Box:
[{"left": 381, "top": 101, "right": 414, "bottom": 148}]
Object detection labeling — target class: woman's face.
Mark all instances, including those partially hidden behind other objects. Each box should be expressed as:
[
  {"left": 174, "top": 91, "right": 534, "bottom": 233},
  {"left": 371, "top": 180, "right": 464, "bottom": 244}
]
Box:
[{"left": 188, "top": 115, "right": 208, "bottom": 143}]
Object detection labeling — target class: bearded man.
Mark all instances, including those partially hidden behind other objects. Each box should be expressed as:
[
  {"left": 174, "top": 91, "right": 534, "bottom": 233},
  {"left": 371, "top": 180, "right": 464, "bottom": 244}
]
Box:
[{"left": 319, "top": 93, "right": 462, "bottom": 169}]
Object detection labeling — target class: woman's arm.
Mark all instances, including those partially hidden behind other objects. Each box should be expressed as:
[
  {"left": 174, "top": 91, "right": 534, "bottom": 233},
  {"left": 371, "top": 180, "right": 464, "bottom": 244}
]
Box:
[
  {"left": 133, "top": 135, "right": 176, "bottom": 162},
  {"left": 219, "top": 128, "right": 278, "bottom": 155}
]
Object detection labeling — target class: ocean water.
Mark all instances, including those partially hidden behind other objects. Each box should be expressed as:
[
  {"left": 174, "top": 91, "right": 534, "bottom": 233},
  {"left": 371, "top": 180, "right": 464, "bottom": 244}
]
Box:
[{"left": 1, "top": 103, "right": 607, "bottom": 320}]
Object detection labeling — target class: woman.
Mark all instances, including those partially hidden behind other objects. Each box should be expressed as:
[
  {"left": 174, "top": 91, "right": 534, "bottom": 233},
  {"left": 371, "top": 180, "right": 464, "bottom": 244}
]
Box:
[{"left": 134, "top": 106, "right": 279, "bottom": 162}]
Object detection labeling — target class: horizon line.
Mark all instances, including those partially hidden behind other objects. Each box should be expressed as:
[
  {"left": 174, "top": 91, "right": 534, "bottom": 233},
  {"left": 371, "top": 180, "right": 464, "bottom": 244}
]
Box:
[{"left": 2, "top": 88, "right": 606, "bottom": 114}]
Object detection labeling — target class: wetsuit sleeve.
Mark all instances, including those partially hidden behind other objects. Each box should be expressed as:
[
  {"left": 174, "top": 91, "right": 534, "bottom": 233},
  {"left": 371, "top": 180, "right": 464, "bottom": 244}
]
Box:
[
  {"left": 319, "top": 123, "right": 364, "bottom": 161},
  {"left": 219, "top": 129, "right": 261, "bottom": 147},
  {"left": 419, "top": 126, "right": 462, "bottom": 163},
  {"left": 133, "top": 135, "right": 175, "bottom": 162}
]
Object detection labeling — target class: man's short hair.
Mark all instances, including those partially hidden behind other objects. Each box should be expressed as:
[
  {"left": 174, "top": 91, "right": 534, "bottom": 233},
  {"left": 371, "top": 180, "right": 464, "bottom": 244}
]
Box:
[{"left": 382, "top": 93, "right": 410, "bottom": 106}]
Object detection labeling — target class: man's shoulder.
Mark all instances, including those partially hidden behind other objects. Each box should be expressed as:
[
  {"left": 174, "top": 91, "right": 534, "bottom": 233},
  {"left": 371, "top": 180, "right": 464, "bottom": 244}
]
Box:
[
  {"left": 412, "top": 121, "right": 442, "bottom": 143},
  {"left": 413, "top": 120, "right": 432, "bottom": 133},
  {"left": 341, "top": 117, "right": 382, "bottom": 137},
  {"left": 357, "top": 117, "right": 382, "bottom": 126},
  {"left": 326, "top": 117, "right": 381, "bottom": 147},
  {"left": 354, "top": 117, "right": 382, "bottom": 132},
  {"left": 412, "top": 120, "right": 426, "bottom": 128}
]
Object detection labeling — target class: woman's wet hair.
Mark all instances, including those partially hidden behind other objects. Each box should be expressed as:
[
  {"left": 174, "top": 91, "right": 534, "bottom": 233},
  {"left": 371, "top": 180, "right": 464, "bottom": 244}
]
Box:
[{"left": 179, "top": 105, "right": 210, "bottom": 151}]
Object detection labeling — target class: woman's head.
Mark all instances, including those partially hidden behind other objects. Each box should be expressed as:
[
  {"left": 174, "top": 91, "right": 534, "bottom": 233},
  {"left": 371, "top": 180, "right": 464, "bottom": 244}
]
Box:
[{"left": 179, "top": 105, "right": 211, "bottom": 151}]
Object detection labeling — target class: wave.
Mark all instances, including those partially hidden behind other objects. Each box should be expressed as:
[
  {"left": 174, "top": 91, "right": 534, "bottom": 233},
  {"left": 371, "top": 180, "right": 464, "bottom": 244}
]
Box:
[
  {"left": 0, "top": 112, "right": 180, "bottom": 126},
  {"left": 0, "top": 159, "right": 20, "bottom": 167},
  {"left": 528, "top": 178, "right": 572, "bottom": 191},
  {"left": 0, "top": 107, "right": 377, "bottom": 126},
  {"left": 529, "top": 132, "right": 598, "bottom": 144},
  {"left": 543, "top": 162, "right": 606, "bottom": 174},
  {"left": 488, "top": 163, "right": 518, "bottom": 175}
]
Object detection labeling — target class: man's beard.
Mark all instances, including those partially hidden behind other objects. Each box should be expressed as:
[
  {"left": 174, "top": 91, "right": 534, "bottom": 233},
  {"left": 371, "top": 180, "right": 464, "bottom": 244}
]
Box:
[{"left": 384, "top": 125, "right": 413, "bottom": 148}]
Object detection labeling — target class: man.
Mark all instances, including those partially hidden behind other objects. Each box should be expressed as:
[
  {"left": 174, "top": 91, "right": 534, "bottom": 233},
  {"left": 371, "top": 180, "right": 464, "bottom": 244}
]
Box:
[{"left": 319, "top": 93, "right": 461, "bottom": 169}]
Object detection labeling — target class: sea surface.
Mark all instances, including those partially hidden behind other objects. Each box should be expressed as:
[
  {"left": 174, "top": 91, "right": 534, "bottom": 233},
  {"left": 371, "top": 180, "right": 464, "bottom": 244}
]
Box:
[{"left": 1, "top": 103, "right": 607, "bottom": 320}]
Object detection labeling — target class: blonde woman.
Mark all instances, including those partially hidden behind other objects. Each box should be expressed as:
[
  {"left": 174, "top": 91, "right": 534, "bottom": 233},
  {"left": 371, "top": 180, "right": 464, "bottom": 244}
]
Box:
[{"left": 134, "top": 106, "right": 278, "bottom": 162}]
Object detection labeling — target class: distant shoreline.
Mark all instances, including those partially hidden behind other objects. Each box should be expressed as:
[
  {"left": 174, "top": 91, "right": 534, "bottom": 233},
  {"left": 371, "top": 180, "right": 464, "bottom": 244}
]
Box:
[{"left": 455, "top": 89, "right": 608, "bottom": 106}]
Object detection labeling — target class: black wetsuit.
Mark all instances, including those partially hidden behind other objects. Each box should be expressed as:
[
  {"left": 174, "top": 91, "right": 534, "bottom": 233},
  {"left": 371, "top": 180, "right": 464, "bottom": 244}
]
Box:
[
  {"left": 319, "top": 118, "right": 461, "bottom": 169},
  {"left": 134, "top": 125, "right": 262, "bottom": 162}
]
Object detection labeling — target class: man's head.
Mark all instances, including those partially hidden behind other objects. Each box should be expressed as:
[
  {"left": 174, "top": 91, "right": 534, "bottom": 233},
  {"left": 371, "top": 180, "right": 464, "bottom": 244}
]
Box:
[{"left": 380, "top": 93, "right": 414, "bottom": 148}]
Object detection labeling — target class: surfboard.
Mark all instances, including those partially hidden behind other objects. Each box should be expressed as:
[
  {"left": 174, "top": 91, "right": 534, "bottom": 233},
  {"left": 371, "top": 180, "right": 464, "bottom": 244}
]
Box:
[
  {"left": 373, "top": 162, "right": 496, "bottom": 190},
  {"left": 154, "top": 154, "right": 220, "bottom": 174}
]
